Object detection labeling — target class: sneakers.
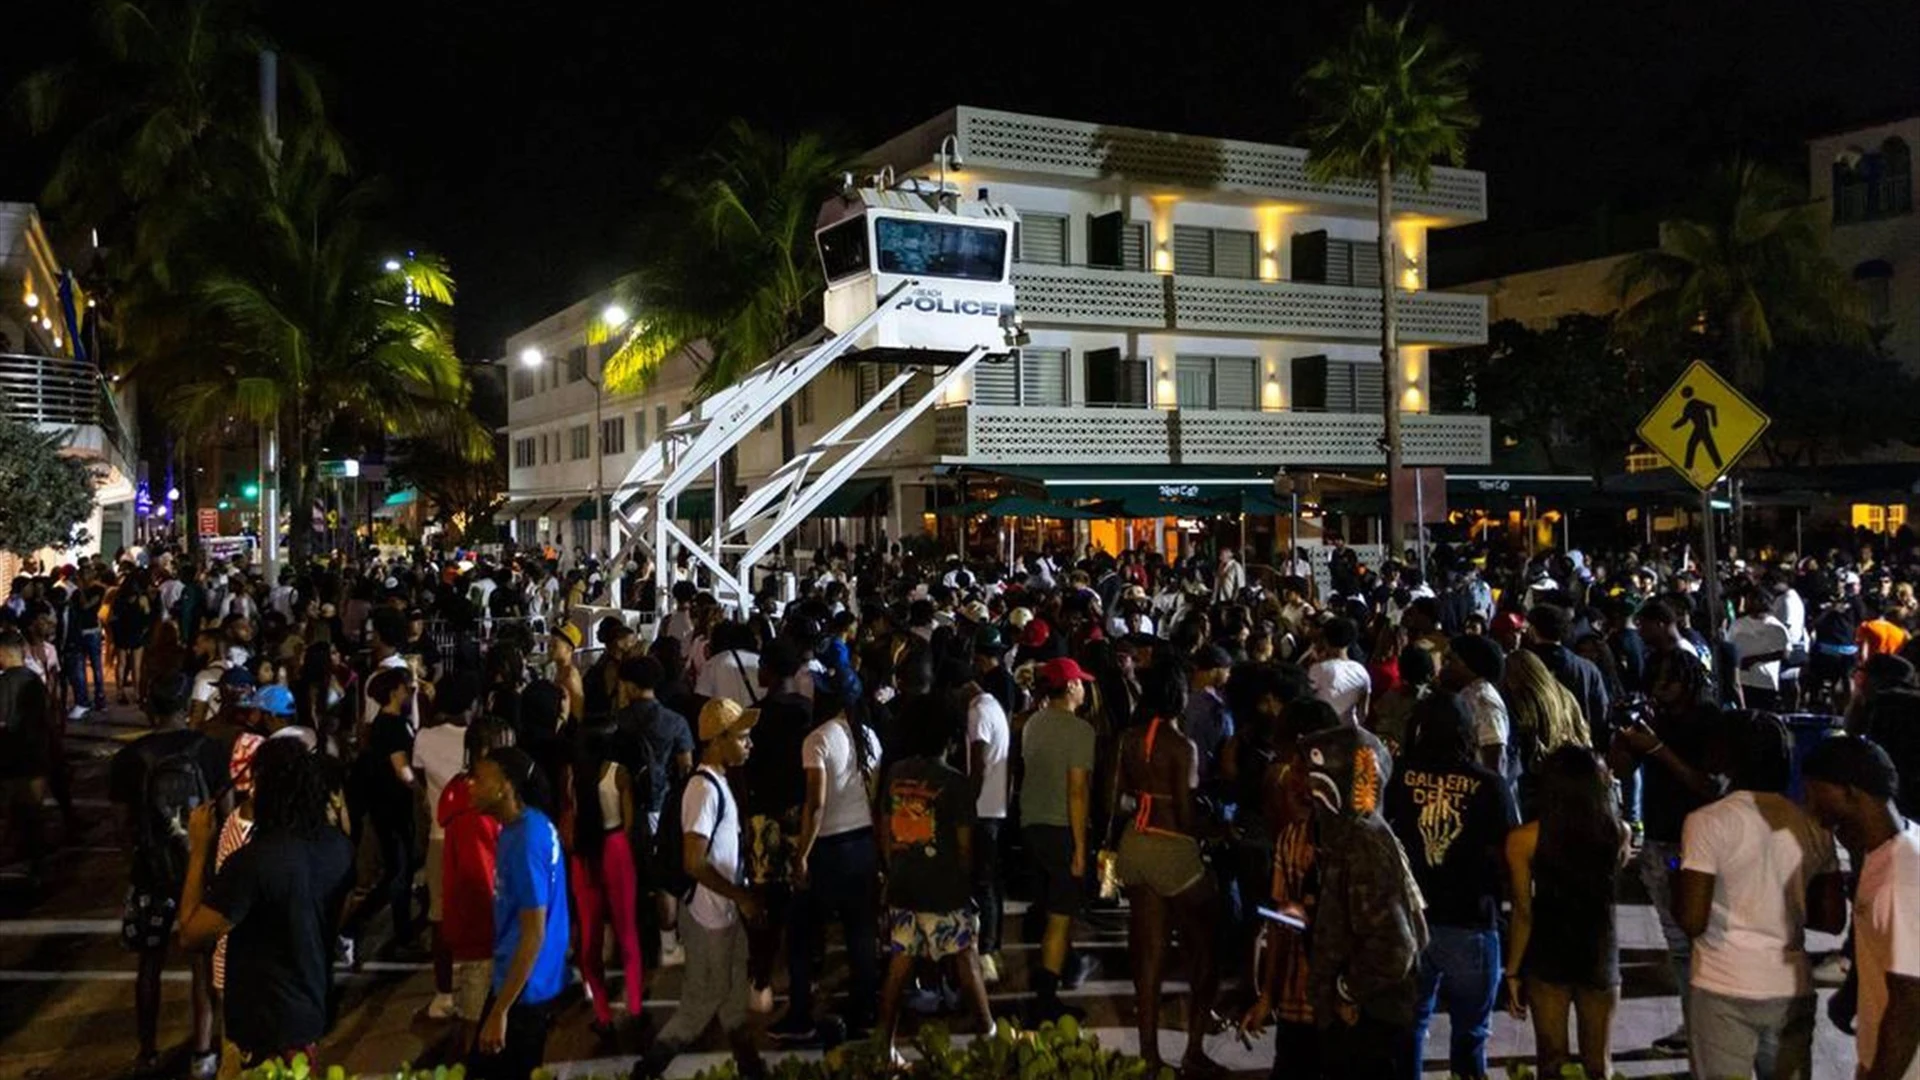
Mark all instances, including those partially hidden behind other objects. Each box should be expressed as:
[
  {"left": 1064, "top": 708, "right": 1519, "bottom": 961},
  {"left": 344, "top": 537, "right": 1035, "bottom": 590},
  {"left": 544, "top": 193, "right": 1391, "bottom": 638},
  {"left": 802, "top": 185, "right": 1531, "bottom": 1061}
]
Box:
[
  {"left": 189, "top": 1051, "right": 220, "bottom": 1080},
  {"left": 1814, "top": 953, "right": 1852, "bottom": 985},
  {"left": 68, "top": 705, "right": 88, "bottom": 721},
  {"left": 1651, "top": 1026, "right": 1689, "bottom": 1054},
  {"left": 1063, "top": 952, "right": 1101, "bottom": 990},
  {"left": 335, "top": 935, "right": 358, "bottom": 970},
  {"left": 659, "top": 934, "right": 686, "bottom": 967},
  {"left": 424, "top": 993, "right": 457, "bottom": 1020},
  {"left": 768, "top": 1013, "right": 817, "bottom": 1044},
  {"left": 978, "top": 953, "right": 1001, "bottom": 984}
]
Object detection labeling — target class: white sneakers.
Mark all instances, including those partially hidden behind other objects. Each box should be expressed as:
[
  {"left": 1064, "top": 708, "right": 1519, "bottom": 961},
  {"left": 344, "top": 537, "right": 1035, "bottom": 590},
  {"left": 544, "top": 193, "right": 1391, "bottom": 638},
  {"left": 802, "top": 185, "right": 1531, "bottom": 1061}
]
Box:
[
  {"left": 978, "top": 953, "right": 1000, "bottom": 984},
  {"left": 750, "top": 985, "right": 775, "bottom": 1014},
  {"left": 660, "top": 933, "right": 686, "bottom": 967},
  {"left": 425, "top": 993, "right": 458, "bottom": 1020}
]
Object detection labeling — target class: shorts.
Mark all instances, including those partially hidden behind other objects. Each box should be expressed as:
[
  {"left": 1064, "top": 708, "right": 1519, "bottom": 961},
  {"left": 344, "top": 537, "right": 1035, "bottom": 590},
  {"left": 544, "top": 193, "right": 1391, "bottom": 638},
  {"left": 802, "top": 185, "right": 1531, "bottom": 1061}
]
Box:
[
  {"left": 122, "top": 885, "right": 178, "bottom": 953},
  {"left": 1115, "top": 829, "right": 1207, "bottom": 898},
  {"left": 453, "top": 961, "right": 491, "bottom": 1020},
  {"left": 1023, "top": 824, "right": 1085, "bottom": 918},
  {"left": 887, "top": 907, "right": 978, "bottom": 960},
  {"left": 426, "top": 835, "right": 445, "bottom": 922}
]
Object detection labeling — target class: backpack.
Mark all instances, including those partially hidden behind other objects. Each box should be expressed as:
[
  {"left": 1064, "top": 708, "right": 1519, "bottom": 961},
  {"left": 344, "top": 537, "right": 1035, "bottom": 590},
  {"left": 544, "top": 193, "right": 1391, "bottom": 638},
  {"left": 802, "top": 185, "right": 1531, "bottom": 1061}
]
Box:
[
  {"left": 139, "top": 744, "right": 211, "bottom": 889},
  {"left": 652, "top": 768, "right": 730, "bottom": 901}
]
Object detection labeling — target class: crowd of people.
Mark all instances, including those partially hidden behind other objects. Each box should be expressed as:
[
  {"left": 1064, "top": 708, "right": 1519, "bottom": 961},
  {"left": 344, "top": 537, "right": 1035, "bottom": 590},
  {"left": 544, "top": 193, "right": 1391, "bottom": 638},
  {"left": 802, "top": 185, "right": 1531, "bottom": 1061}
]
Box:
[{"left": 2, "top": 527, "right": 1919, "bottom": 1080}]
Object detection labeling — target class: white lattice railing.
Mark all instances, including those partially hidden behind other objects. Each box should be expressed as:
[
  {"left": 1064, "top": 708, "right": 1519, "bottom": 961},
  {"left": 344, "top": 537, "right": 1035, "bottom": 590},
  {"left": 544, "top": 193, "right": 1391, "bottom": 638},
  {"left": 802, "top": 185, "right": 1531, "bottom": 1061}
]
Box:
[
  {"left": 1010, "top": 266, "right": 1487, "bottom": 346},
  {"left": 956, "top": 108, "right": 1487, "bottom": 222},
  {"left": 933, "top": 404, "right": 1489, "bottom": 466}
]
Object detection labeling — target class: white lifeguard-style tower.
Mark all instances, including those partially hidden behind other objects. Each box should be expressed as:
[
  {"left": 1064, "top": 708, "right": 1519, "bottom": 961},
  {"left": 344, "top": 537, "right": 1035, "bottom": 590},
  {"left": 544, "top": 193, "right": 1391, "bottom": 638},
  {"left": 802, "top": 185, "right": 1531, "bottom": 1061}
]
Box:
[{"left": 607, "top": 148, "right": 1026, "bottom": 615}]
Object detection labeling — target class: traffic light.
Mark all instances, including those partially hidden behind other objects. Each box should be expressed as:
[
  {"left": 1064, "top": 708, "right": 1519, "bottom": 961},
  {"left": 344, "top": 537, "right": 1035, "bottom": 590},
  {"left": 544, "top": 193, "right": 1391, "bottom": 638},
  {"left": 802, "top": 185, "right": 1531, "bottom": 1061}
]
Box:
[
  {"left": 218, "top": 499, "right": 231, "bottom": 510},
  {"left": 242, "top": 481, "right": 260, "bottom": 499}
]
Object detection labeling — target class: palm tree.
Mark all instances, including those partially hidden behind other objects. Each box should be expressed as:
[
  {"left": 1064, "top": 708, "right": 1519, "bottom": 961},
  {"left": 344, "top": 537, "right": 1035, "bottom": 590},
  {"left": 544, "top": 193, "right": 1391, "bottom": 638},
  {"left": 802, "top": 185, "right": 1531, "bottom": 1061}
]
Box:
[
  {"left": 1612, "top": 159, "right": 1864, "bottom": 393},
  {"left": 1298, "top": 5, "right": 1476, "bottom": 556},
  {"left": 170, "top": 131, "right": 487, "bottom": 565},
  {"left": 605, "top": 120, "right": 853, "bottom": 398}
]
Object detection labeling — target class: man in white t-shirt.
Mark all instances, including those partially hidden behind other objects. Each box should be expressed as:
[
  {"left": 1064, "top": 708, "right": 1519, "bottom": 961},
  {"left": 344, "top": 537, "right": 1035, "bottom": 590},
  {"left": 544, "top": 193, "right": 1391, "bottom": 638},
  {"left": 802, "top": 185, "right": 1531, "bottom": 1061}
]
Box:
[
  {"left": 695, "top": 625, "right": 760, "bottom": 711},
  {"left": 1730, "top": 590, "right": 1793, "bottom": 712},
  {"left": 962, "top": 657, "right": 1011, "bottom": 982},
  {"left": 1444, "top": 634, "right": 1510, "bottom": 777},
  {"left": 635, "top": 698, "right": 764, "bottom": 1080},
  {"left": 1307, "top": 617, "right": 1371, "bottom": 725},
  {"left": 1678, "top": 711, "right": 1845, "bottom": 1080},
  {"left": 1804, "top": 735, "right": 1920, "bottom": 1080},
  {"left": 410, "top": 673, "right": 481, "bottom": 1021}
]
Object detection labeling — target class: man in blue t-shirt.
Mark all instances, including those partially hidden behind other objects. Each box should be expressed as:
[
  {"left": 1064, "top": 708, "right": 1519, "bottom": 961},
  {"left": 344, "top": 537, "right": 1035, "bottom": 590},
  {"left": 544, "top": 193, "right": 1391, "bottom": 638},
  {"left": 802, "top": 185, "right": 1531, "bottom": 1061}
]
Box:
[{"left": 468, "top": 747, "right": 569, "bottom": 1080}]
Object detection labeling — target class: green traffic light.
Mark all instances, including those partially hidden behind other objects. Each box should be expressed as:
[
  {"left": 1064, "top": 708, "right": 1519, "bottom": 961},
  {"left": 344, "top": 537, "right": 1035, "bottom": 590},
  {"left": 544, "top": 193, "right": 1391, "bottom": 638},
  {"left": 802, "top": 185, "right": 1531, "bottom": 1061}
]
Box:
[
  {"left": 218, "top": 499, "right": 231, "bottom": 510},
  {"left": 242, "top": 483, "right": 260, "bottom": 498}
]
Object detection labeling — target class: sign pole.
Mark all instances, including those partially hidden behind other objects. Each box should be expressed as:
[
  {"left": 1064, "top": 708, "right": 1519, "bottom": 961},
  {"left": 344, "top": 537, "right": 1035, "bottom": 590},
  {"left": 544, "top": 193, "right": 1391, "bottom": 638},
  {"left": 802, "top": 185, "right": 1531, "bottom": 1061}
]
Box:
[{"left": 1700, "top": 485, "right": 1722, "bottom": 636}]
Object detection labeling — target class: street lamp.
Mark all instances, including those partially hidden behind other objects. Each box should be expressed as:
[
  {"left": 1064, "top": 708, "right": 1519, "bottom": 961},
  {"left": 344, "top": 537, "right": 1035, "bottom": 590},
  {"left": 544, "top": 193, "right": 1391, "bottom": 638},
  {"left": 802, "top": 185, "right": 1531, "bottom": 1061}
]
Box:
[{"left": 602, "top": 304, "right": 630, "bottom": 329}]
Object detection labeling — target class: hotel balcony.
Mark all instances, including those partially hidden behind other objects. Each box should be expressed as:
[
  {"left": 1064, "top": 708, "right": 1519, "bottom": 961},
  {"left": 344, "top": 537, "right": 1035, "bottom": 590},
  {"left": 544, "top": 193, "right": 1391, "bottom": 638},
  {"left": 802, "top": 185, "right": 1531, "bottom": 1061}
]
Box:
[
  {"left": 1010, "top": 264, "right": 1488, "bottom": 346},
  {"left": 933, "top": 403, "right": 1489, "bottom": 467},
  {"left": 0, "top": 352, "right": 135, "bottom": 475}
]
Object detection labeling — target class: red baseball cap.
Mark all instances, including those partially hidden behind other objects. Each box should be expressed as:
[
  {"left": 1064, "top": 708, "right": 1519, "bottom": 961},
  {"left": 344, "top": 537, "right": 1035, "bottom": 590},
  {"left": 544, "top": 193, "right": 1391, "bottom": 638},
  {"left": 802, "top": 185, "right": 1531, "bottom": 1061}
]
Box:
[
  {"left": 1039, "top": 657, "right": 1092, "bottom": 689},
  {"left": 1492, "top": 611, "right": 1528, "bottom": 638}
]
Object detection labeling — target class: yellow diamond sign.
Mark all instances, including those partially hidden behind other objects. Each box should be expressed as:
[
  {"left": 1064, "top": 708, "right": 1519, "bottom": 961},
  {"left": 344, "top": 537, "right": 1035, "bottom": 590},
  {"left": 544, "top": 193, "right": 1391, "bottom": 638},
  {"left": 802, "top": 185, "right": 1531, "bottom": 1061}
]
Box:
[{"left": 1636, "top": 361, "right": 1770, "bottom": 491}]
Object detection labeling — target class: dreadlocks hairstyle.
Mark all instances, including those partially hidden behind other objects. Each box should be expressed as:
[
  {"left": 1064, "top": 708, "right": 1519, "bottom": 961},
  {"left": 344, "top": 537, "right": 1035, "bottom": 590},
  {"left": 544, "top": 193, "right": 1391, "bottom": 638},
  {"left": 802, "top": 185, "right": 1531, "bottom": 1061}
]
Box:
[
  {"left": 251, "top": 738, "right": 336, "bottom": 840},
  {"left": 1720, "top": 709, "right": 1794, "bottom": 795},
  {"left": 465, "top": 716, "right": 517, "bottom": 767},
  {"left": 487, "top": 746, "right": 555, "bottom": 818}
]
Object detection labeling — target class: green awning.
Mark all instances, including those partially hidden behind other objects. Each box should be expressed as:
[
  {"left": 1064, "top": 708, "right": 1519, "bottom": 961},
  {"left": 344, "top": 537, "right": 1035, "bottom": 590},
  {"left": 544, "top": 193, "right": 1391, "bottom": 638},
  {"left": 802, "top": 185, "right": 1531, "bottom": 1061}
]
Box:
[
  {"left": 935, "top": 494, "right": 1105, "bottom": 519},
  {"left": 571, "top": 496, "right": 610, "bottom": 521},
  {"left": 667, "top": 488, "right": 713, "bottom": 520},
  {"left": 974, "top": 464, "right": 1274, "bottom": 501},
  {"left": 809, "top": 477, "right": 888, "bottom": 518},
  {"left": 1089, "top": 495, "right": 1212, "bottom": 519},
  {"left": 382, "top": 487, "right": 417, "bottom": 507}
]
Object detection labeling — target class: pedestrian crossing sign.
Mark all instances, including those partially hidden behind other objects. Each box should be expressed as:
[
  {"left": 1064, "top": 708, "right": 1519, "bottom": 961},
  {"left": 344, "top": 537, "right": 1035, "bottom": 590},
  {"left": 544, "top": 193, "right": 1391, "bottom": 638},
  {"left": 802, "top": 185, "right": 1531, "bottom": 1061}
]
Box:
[{"left": 1636, "top": 360, "right": 1770, "bottom": 491}]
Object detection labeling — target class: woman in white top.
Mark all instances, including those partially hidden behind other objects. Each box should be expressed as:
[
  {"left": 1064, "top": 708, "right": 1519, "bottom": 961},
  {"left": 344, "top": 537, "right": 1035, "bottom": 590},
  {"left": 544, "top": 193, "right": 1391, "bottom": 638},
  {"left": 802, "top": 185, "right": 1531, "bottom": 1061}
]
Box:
[
  {"left": 778, "top": 697, "right": 885, "bottom": 1038},
  {"left": 567, "top": 731, "right": 642, "bottom": 1037}
]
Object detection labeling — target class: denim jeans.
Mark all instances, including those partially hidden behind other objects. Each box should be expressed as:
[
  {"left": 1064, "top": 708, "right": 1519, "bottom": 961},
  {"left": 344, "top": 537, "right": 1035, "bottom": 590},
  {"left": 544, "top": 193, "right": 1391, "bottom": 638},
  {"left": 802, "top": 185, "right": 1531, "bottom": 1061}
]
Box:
[
  {"left": 1411, "top": 924, "right": 1502, "bottom": 1079},
  {"left": 972, "top": 818, "right": 1004, "bottom": 956},
  {"left": 66, "top": 630, "right": 104, "bottom": 706},
  {"left": 1636, "top": 840, "right": 1693, "bottom": 1018},
  {"left": 787, "top": 828, "right": 879, "bottom": 1024}
]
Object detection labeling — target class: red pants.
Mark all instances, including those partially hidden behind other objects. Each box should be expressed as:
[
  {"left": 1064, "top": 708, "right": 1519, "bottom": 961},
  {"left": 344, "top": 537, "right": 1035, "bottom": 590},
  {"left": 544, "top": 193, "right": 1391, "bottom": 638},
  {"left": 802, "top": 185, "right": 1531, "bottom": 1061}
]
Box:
[{"left": 570, "top": 831, "right": 643, "bottom": 1024}]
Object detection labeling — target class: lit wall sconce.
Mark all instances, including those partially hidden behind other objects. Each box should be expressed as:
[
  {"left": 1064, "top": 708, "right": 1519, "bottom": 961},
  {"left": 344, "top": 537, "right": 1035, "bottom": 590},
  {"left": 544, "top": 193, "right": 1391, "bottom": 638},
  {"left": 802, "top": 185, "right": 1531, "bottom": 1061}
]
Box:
[{"left": 1153, "top": 243, "right": 1173, "bottom": 275}]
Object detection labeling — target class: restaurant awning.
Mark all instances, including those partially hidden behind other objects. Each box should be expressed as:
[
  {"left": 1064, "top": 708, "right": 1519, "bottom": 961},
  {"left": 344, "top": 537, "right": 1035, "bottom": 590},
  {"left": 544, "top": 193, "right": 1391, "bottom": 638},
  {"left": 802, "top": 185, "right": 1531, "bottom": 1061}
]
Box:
[
  {"left": 809, "top": 476, "right": 888, "bottom": 518},
  {"left": 971, "top": 464, "right": 1275, "bottom": 501},
  {"left": 935, "top": 494, "right": 1105, "bottom": 519}
]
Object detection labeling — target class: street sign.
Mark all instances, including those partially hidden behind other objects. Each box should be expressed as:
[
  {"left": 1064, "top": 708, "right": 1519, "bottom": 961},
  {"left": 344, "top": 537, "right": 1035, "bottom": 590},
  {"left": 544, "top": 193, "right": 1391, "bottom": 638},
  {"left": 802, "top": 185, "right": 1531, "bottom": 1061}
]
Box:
[
  {"left": 1636, "top": 361, "right": 1770, "bottom": 491},
  {"left": 318, "top": 458, "right": 361, "bottom": 479}
]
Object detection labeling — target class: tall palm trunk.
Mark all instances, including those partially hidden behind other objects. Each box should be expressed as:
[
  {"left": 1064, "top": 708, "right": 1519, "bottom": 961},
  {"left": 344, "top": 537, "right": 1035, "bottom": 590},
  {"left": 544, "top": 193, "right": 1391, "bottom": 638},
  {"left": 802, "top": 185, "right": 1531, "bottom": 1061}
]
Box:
[
  {"left": 1376, "top": 157, "right": 1405, "bottom": 557},
  {"left": 284, "top": 417, "right": 319, "bottom": 568}
]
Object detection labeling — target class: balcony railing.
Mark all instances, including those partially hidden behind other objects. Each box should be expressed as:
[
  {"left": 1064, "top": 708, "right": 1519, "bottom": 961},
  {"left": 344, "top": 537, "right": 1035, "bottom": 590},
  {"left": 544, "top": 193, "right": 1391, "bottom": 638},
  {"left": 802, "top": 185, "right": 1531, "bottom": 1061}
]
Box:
[
  {"left": 933, "top": 403, "right": 1489, "bottom": 467},
  {"left": 0, "top": 353, "right": 130, "bottom": 463},
  {"left": 1010, "top": 264, "right": 1488, "bottom": 346}
]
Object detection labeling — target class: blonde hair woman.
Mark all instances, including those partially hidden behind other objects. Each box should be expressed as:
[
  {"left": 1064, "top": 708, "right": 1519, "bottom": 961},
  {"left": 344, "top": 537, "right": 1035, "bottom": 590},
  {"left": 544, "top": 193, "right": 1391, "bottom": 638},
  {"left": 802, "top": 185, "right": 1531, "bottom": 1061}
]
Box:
[{"left": 1500, "top": 648, "right": 1588, "bottom": 780}]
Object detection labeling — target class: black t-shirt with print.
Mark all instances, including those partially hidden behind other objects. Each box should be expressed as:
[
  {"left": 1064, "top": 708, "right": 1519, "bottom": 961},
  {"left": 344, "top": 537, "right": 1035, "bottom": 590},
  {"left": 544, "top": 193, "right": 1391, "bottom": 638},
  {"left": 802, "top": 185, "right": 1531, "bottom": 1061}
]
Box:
[
  {"left": 207, "top": 828, "right": 354, "bottom": 1053},
  {"left": 880, "top": 755, "right": 974, "bottom": 913},
  {"left": 1384, "top": 759, "right": 1514, "bottom": 930}
]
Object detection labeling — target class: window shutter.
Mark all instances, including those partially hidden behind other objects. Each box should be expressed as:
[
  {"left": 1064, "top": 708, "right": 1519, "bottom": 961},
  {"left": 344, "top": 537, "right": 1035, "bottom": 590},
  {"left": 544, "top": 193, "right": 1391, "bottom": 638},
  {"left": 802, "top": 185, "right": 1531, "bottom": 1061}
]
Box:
[
  {"left": 1175, "top": 355, "right": 1215, "bottom": 409},
  {"left": 1350, "top": 239, "right": 1382, "bottom": 290},
  {"left": 1122, "top": 223, "right": 1147, "bottom": 271},
  {"left": 1292, "top": 231, "right": 1329, "bottom": 283},
  {"left": 1293, "top": 355, "right": 1329, "bottom": 410},
  {"left": 1214, "top": 357, "right": 1257, "bottom": 411},
  {"left": 634, "top": 411, "right": 646, "bottom": 447},
  {"left": 1352, "top": 362, "right": 1385, "bottom": 413},
  {"left": 1173, "top": 226, "right": 1213, "bottom": 276},
  {"left": 973, "top": 355, "right": 1019, "bottom": 406},
  {"left": 1087, "top": 212, "right": 1124, "bottom": 269},
  {"left": 1326, "top": 240, "right": 1354, "bottom": 287},
  {"left": 1213, "top": 229, "right": 1257, "bottom": 279},
  {"left": 1020, "top": 348, "right": 1069, "bottom": 406},
  {"left": 1017, "top": 213, "right": 1068, "bottom": 265},
  {"left": 1126, "top": 358, "right": 1149, "bottom": 405}
]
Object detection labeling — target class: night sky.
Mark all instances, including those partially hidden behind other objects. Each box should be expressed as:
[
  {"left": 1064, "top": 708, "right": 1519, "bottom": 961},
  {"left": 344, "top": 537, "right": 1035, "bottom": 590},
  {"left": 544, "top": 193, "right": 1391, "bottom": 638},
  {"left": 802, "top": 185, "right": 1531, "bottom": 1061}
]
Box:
[{"left": 6, "top": 0, "right": 1916, "bottom": 356}]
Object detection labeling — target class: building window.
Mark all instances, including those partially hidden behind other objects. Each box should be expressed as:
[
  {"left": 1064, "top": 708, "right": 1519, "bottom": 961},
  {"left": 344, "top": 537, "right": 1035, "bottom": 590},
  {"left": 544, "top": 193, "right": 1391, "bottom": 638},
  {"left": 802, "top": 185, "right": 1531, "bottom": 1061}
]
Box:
[
  {"left": 634, "top": 410, "right": 647, "bottom": 449},
  {"left": 601, "top": 416, "right": 625, "bottom": 455},
  {"left": 1015, "top": 212, "right": 1069, "bottom": 265},
  {"left": 510, "top": 368, "right": 535, "bottom": 401},
  {"left": 1172, "top": 226, "right": 1258, "bottom": 279},
  {"left": 513, "top": 437, "right": 536, "bottom": 468},
  {"left": 973, "top": 349, "right": 1069, "bottom": 407},
  {"left": 797, "top": 384, "right": 814, "bottom": 425},
  {"left": 597, "top": 338, "right": 620, "bottom": 368},
  {"left": 539, "top": 433, "right": 550, "bottom": 464},
  {"left": 568, "top": 424, "right": 590, "bottom": 460},
  {"left": 566, "top": 345, "right": 588, "bottom": 383},
  {"left": 1292, "top": 232, "right": 1383, "bottom": 287},
  {"left": 1087, "top": 215, "right": 1148, "bottom": 271},
  {"left": 1122, "top": 222, "right": 1147, "bottom": 271},
  {"left": 1174, "top": 355, "right": 1257, "bottom": 410},
  {"left": 1292, "top": 355, "right": 1383, "bottom": 412},
  {"left": 1083, "top": 348, "right": 1149, "bottom": 406},
  {"left": 1835, "top": 138, "right": 1915, "bottom": 225}
]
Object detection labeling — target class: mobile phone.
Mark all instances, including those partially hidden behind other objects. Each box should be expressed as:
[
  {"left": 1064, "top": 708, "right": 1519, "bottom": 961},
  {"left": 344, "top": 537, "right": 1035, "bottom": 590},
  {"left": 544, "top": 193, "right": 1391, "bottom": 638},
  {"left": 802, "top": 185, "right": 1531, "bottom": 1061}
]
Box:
[{"left": 1257, "top": 905, "right": 1307, "bottom": 931}]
